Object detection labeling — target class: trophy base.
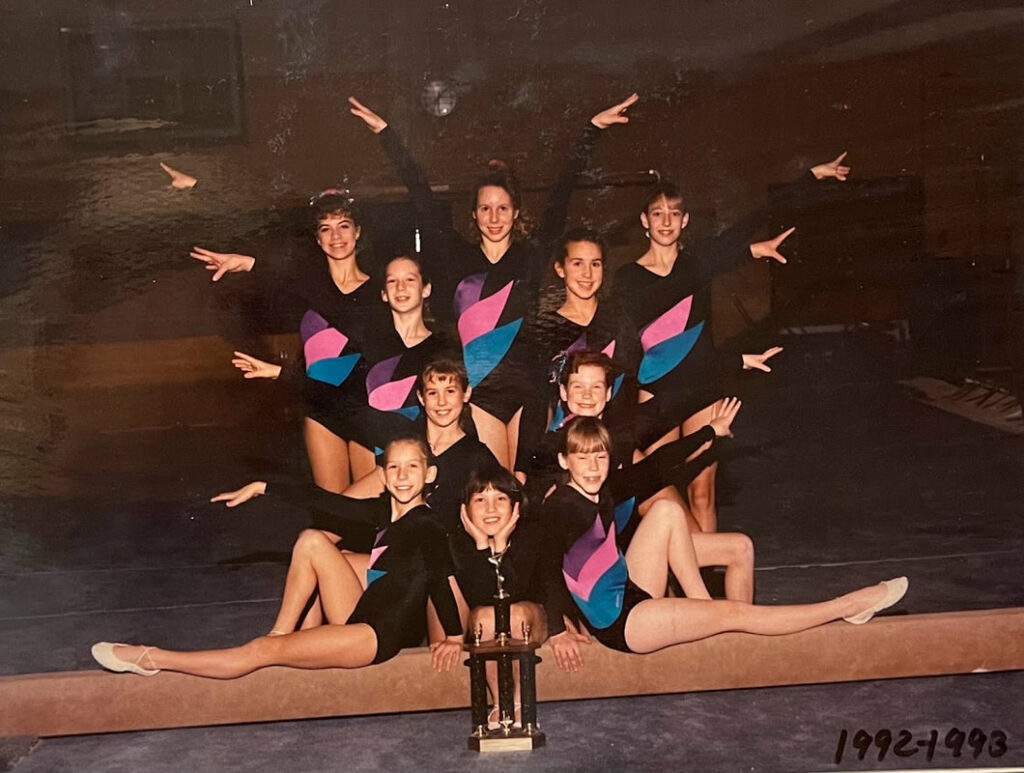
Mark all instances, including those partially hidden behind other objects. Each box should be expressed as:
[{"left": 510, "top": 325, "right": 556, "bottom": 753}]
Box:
[{"left": 468, "top": 729, "right": 546, "bottom": 753}]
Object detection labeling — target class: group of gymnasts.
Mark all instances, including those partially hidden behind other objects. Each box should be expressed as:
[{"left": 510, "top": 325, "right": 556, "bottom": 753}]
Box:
[{"left": 92, "top": 94, "right": 908, "bottom": 723}]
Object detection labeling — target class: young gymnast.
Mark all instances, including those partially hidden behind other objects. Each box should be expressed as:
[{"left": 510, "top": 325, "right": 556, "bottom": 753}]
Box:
[
  {"left": 337, "top": 357, "right": 499, "bottom": 534},
  {"left": 91, "top": 436, "right": 464, "bottom": 677},
  {"left": 613, "top": 153, "right": 851, "bottom": 531},
  {"left": 540, "top": 416, "right": 908, "bottom": 661},
  {"left": 192, "top": 191, "right": 379, "bottom": 492},
  {"left": 348, "top": 93, "right": 638, "bottom": 474},
  {"left": 533, "top": 232, "right": 781, "bottom": 460},
  {"left": 452, "top": 464, "right": 566, "bottom": 727},
  {"left": 235, "top": 254, "right": 457, "bottom": 456}
]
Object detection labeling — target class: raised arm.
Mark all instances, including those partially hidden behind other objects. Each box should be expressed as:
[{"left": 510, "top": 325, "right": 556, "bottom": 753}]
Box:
[
  {"left": 350, "top": 96, "right": 448, "bottom": 229},
  {"left": 534, "top": 93, "right": 639, "bottom": 246}
]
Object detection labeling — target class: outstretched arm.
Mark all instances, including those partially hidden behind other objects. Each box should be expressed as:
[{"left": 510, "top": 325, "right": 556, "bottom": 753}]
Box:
[
  {"left": 749, "top": 227, "right": 796, "bottom": 265},
  {"left": 210, "top": 480, "right": 267, "bottom": 508},
  {"left": 190, "top": 246, "right": 256, "bottom": 282},
  {"left": 811, "top": 151, "right": 851, "bottom": 181},
  {"left": 160, "top": 162, "right": 198, "bottom": 190},
  {"left": 742, "top": 345, "right": 784, "bottom": 373},
  {"left": 231, "top": 351, "right": 282, "bottom": 380}
]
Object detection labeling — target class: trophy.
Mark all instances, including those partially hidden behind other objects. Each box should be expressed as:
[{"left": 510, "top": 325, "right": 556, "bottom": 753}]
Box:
[{"left": 464, "top": 549, "right": 545, "bottom": 752}]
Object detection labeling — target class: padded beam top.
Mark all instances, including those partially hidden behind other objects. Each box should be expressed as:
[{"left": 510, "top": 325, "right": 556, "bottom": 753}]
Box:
[{"left": 3, "top": 608, "right": 1022, "bottom": 738}]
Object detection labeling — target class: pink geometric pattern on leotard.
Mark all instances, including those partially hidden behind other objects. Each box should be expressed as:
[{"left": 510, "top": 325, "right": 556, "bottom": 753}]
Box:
[
  {"left": 562, "top": 514, "right": 620, "bottom": 602},
  {"left": 365, "top": 354, "right": 418, "bottom": 413},
  {"left": 640, "top": 296, "right": 692, "bottom": 351},
  {"left": 456, "top": 279, "right": 514, "bottom": 346},
  {"left": 304, "top": 327, "right": 350, "bottom": 365}
]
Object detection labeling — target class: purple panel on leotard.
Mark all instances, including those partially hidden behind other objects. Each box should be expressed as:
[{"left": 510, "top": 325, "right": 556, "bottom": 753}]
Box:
[
  {"left": 366, "top": 354, "right": 401, "bottom": 393},
  {"left": 453, "top": 272, "right": 486, "bottom": 318},
  {"left": 300, "top": 309, "right": 330, "bottom": 341}
]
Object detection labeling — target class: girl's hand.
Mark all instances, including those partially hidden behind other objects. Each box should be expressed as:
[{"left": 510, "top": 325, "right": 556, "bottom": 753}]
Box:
[
  {"left": 210, "top": 481, "right": 267, "bottom": 508},
  {"left": 742, "top": 346, "right": 784, "bottom": 373},
  {"left": 348, "top": 96, "right": 388, "bottom": 134},
  {"left": 708, "top": 397, "right": 742, "bottom": 438},
  {"left": 189, "top": 246, "right": 256, "bottom": 281},
  {"left": 548, "top": 629, "right": 591, "bottom": 672},
  {"left": 460, "top": 505, "right": 491, "bottom": 551},
  {"left": 811, "top": 151, "right": 851, "bottom": 181},
  {"left": 749, "top": 227, "right": 795, "bottom": 264},
  {"left": 491, "top": 502, "right": 520, "bottom": 554},
  {"left": 590, "top": 92, "right": 639, "bottom": 129},
  {"left": 429, "top": 635, "right": 463, "bottom": 672},
  {"left": 231, "top": 351, "right": 282, "bottom": 380},
  {"left": 159, "top": 162, "right": 197, "bottom": 189}
]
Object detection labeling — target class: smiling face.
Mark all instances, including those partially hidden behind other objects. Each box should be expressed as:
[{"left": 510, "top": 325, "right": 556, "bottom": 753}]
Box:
[
  {"left": 378, "top": 440, "right": 436, "bottom": 506},
  {"left": 418, "top": 372, "right": 471, "bottom": 429},
  {"left": 555, "top": 240, "right": 604, "bottom": 302},
  {"left": 560, "top": 363, "right": 611, "bottom": 416},
  {"left": 381, "top": 257, "right": 430, "bottom": 314},
  {"left": 559, "top": 447, "right": 610, "bottom": 497},
  {"left": 640, "top": 195, "right": 689, "bottom": 247},
  {"left": 464, "top": 484, "right": 515, "bottom": 537},
  {"left": 315, "top": 214, "right": 361, "bottom": 261},
  {"left": 473, "top": 185, "right": 519, "bottom": 244}
]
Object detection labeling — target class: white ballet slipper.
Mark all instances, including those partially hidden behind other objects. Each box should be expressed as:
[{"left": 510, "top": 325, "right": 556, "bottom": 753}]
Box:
[{"left": 843, "top": 577, "right": 909, "bottom": 625}]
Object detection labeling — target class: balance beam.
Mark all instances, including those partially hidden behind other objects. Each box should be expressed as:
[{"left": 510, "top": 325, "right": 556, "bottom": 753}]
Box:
[{"left": 2, "top": 608, "right": 1021, "bottom": 738}]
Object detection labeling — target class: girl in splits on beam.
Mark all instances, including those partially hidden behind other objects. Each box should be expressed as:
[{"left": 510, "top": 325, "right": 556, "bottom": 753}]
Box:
[
  {"left": 91, "top": 436, "right": 464, "bottom": 678},
  {"left": 541, "top": 415, "right": 908, "bottom": 661}
]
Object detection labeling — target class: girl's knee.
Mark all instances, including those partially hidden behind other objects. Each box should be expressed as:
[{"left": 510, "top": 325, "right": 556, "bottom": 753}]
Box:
[
  {"left": 729, "top": 533, "right": 754, "bottom": 566},
  {"left": 468, "top": 606, "right": 496, "bottom": 636},
  {"left": 293, "top": 528, "right": 331, "bottom": 556}
]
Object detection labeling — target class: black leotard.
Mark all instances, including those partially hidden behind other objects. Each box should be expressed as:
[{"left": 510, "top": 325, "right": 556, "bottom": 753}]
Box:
[
  {"left": 378, "top": 124, "right": 600, "bottom": 425},
  {"left": 267, "top": 486, "right": 462, "bottom": 663},
  {"left": 425, "top": 432, "right": 499, "bottom": 534},
  {"left": 358, "top": 326, "right": 459, "bottom": 452},
  {"left": 261, "top": 260, "right": 381, "bottom": 443},
  {"left": 539, "top": 425, "right": 717, "bottom": 652},
  {"left": 613, "top": 174, "right": 817, "bottom": 446},
  {"left": 531, "top": 295, "right": 642, "bottom": 437},
  {"left": 449, "top": 518, "right": 568, "bottom": 619}
]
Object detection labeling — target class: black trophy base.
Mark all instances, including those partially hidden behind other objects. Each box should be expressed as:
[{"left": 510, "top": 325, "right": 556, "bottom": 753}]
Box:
[{"left": 468, "top": 726, "right": 546, "bottom": 753}]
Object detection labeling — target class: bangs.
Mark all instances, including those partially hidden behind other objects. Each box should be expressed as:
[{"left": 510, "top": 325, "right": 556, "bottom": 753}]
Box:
[
  {"left": 563, "top": 416, "right": 612, "bottom": 455},
  {"left": 463, "top": 465, "right": 523, "bottom": 506}
]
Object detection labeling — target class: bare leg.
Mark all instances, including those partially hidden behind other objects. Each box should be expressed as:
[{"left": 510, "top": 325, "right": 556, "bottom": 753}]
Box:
[
  {"left": 638, "top": 485, "right": 701, "bottom": 532},
  {"left": 506, "top": 406, "right": 524, "bottom": 472},
  {"left": 304, "top": 417, "right": 351, "bottom": 493},
  {"left": 623, "top": 582, "right": 895, "bottom": 654},
  {"left": 471, "top": 404, "right": 511, "bottom": 470},
  {"left": 269, "top": 529, "right": 363, "bottom": 635},
  {"left": 682, "top": 401, "right": 722, "bottom": 532},
  {"left": 624, "top": 500, "right": 711, "bottom": 600},
  {"left": 691, "top": 532, "right": 755, "bottom": 603},
  {"left": 298, "top": 550, "right": 370, "bottom": 630},
  {"left": 112, "top": 624, "right": 378, "bottom": 679},
  {"left": 348, "top": 440, "right": 375, "bottom": 482}
]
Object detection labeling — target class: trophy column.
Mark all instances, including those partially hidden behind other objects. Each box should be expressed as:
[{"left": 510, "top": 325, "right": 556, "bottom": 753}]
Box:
[{"left": 463, "top": 550, "right": 546, "bottom": 752}]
